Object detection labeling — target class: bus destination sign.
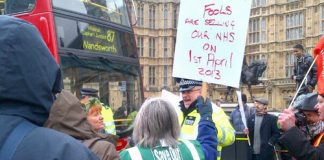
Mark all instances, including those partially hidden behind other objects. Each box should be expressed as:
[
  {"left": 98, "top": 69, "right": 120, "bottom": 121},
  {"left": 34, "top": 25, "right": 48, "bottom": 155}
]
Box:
[{"left": 81, "top": 24, "right": 118, "bottom": 54}]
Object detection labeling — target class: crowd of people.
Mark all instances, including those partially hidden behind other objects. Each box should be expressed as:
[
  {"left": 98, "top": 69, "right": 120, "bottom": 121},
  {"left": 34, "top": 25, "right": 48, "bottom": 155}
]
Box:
[{"left": 1, "top": 15, "right": 324, "bottom": 160}]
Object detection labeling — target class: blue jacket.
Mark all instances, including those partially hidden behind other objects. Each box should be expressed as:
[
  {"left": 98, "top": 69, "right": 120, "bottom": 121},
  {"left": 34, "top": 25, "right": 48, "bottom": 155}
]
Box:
[
  {"left": 197, "top": 120, "right": 218, "bottom": 160},
  {"left": 229, "top": 104, "right": 253, "bottom": 132},
  {"left": 0, "top": 16, "right": 98, "bottom": 160}
]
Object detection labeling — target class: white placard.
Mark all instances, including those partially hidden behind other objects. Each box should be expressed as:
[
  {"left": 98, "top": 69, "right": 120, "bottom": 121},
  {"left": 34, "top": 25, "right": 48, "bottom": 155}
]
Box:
[{"left": 172, "top": 0, "right": 252, "bottom": 88}]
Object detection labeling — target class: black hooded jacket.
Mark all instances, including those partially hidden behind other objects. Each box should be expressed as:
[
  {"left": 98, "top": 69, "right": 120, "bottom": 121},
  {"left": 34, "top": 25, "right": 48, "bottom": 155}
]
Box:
[
  {"left": 0, "top": 16, "right": 98, "bottom": 160},
  {"left": 293, "top": 54, "right": 317, "bottom": 95}
]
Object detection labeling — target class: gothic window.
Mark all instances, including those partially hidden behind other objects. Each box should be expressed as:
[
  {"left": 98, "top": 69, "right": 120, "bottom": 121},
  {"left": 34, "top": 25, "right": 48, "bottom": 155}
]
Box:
[
  {"left": 285, "top": 52, "right": 295, "bottom": 78},
  {"left": 286, "top": 12, "right": 304, "bottom": 40},
  {"left": 149, "top": 37, "right": 155, "bottom": 57},
  {"left": 137, "top": 3, "right": 144, "bottom": 26},
  {"left": 149, "top": 66, "right": 156, "bottom": 85},
  {"left": 163, "top": 37, "right": 168, "bottom": 57},
  {"left": 248, "top": 18, "right": 260, "bottom": 44},
  {"left": 137, "top": 36, "right": 144, "bottom": 57},
  {"left": 164, "top": 4, "right": 168, "bottom": 30},
  {"left": 252, "top": 0, "right": 267, "bottom": 8},
  {"left": 149, "top": 5, "right": 155, "bottom": 29},
  {"left": 163, "top": 65, "right": 168, "bottom": 87},
  {"left": 173, "top": 6, "right": 178, "bottom": 28}
]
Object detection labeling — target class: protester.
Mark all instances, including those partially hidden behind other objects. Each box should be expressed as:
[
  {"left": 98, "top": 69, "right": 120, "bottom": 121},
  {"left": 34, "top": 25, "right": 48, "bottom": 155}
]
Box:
[
  {"left": 278, "top": 93, "right": 324, "bottom": 159},
  {"left": 297, "top": 93, "right": 324, "bottom": 141},
  {"left": 0, "top": 16, "right": 98, "bottom": 160},
  {"left": 230, "top": 93, "right": 253, "bottom": 132},
  {"left": 244, "top": 97, "right": 280, "bottom": 160},
  {"left": 176, "top": 78, "right": 235, "bottom": 160},
  {"left": 81, "top": 97, "right": 105, "bottom": 132},
  {"left": 81, "top": 88, "right": 116, "bottom": 135},
  {"left": 292, "top": 44, "right": 317, "bottom": 97},
  {"left": 119, "top": 97, "right": 218, "bottom": 159},
  {"left": 45, "top": 90, "right": 119, "bottom": 160}
]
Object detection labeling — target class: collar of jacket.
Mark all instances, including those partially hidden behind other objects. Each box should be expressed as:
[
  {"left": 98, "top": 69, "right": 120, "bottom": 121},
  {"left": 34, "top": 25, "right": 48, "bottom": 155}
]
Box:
[{"left": 179, "top": 100, "right": 198, "bottom": 117}]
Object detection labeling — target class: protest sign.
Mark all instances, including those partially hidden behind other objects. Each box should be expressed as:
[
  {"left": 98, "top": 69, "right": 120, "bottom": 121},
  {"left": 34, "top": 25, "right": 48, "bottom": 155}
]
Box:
[{"left": 173, "top": 0, "right": 252, "bottom": 88}]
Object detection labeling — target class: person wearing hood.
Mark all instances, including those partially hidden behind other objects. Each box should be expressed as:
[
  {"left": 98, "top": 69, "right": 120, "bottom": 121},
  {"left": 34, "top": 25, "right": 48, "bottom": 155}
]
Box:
[
  {"left": 0, "top": 16, "right": 98, "bottom": 160},
  {"left": 80, "top": 88, "right": 116, "bottom": 135},
  {"left": 45, "top": 90, "right": 119, "bottom": 160},
  {"left": 82, "top": 97, "right": 106, "bottom": 132}
]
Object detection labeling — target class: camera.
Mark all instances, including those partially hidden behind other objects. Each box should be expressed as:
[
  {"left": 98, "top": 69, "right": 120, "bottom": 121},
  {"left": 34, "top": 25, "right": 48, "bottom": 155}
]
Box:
[{"left": 295, "top": 112, "right": 307, "bottom": 127}]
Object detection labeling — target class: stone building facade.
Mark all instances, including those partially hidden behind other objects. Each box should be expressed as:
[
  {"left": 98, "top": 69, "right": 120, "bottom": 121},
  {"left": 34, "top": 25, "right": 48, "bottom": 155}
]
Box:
[{"left": 131, "top": 0, "right": 323, "bottom": 110}]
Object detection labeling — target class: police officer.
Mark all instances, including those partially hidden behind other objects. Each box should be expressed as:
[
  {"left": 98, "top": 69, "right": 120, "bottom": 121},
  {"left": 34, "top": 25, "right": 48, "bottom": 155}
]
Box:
[
  {"left": 292, "top": 44, "right": 317, "bottom": 97},
  {"left": 176, "top": 78, "right": 235, "bottom": 160},
  {"left": 80, "top": 88, "right": 116, "bottom": 135}
]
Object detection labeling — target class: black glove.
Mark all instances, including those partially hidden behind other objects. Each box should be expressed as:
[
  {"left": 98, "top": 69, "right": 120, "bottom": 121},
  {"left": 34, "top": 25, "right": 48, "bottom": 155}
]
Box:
[{"left": 196, "top": 96, "right": 213, "bottom": 121}]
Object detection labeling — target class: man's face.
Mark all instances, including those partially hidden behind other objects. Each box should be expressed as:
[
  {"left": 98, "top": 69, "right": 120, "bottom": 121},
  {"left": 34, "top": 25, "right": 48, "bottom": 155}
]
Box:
[
  {"left": 316, "top": 95, "right": 324, "bottom": 120},
  {"left": 293, "top": 48, "right": 303, "bottom": 58},
  {"left": 303, "top": 111, "right": 320, "bottom": 125},
  {"left": 80, "top": 96, "right": 90, "bottom": 104},
  {"left": 255, "top": 101, "right": 266, "bottom": 112},
  {"left": 181, "top": 86, "right": 202, "bottom": 108}
]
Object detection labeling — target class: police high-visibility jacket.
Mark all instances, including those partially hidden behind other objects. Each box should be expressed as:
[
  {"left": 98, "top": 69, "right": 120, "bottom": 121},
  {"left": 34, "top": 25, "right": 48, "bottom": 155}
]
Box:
[
  {"left": 178, "top": 100, "right": 235, "bottom": 160},
  {"left": 101, "top": 106, "right": 116, "bottom": 135}
]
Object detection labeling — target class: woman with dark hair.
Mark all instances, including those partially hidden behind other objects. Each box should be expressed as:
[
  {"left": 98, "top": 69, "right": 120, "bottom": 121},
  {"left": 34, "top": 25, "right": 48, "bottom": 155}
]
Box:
[
  {"left": 278, "top": 93, "right": 324, "bottom": 160},
  {"left": 119, "top": 96, "right": 218, "bottom": 160}
]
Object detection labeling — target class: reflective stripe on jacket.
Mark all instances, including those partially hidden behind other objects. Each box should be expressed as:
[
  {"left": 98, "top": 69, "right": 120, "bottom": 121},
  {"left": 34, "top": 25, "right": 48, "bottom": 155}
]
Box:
[
  {"left": 119, "top": 140, "right": 205, "bottom": 160},
  {"left": 178, "top": 104, "right": 235, "bottom": 160},
  {"left": 313, "top": 132, "right": 324, "bottom": 147}
]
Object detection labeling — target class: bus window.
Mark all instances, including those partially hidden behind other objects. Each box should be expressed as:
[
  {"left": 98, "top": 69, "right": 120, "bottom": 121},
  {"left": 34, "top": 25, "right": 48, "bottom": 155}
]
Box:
[
  {"left": 53, "top": 0, "right": 130, "bottom": 27},
  {"left": 60, "top": 54, "right": 142, "bottom": 131},
  {"left": 1, "top": 0, "right": 35, "bottom": 15},
  {"left": 55, "top": 16, "right": 137, "bottom": 58}
]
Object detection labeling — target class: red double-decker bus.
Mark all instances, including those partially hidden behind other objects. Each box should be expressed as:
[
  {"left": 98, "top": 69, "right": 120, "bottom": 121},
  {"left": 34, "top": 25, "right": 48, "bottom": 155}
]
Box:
[{"left": 0, "top": 0, "right": 143, "bottom": 149}]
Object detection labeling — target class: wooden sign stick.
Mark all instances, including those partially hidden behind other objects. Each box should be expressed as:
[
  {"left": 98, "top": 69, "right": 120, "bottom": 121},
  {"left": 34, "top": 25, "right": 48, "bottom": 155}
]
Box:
[{"left": 201, "top": 82, "right": 208, "bottom": 100}]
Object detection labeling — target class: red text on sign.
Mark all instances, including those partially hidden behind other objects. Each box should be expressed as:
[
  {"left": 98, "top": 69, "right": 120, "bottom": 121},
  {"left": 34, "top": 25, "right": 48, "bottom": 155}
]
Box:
[
  {"left": 205, "top": 19, "right": 235, "bottom": 29},
  {"left": 198, "top": 68, "right": 221, "bottom": 80},
  {"left": 191, "top": 30, "right": 210, "bottom": 39},
  {"left": 188, "top": 50, "right": 202, "bottom": 63},
  {"left": 185, "top": 18, "right": 199, "bottom": 25},
  {"left": 215, "top": 32, "right": 235, "bottom": 42},
  {"left": 203, "top": 43, "right": 217, "bottom": 53},
  {"left": 203, "top": 3, "right": 232, "bottom": 18}
]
